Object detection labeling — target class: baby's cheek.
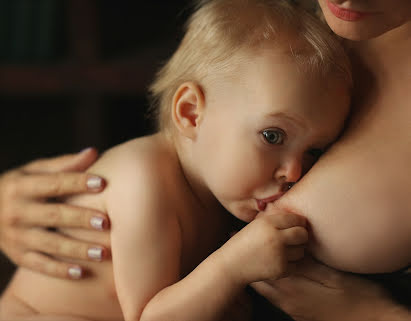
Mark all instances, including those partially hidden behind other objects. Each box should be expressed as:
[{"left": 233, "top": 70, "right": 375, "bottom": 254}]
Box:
[{"left": 213, "top": 156, "right": 263, "bottom": 197}]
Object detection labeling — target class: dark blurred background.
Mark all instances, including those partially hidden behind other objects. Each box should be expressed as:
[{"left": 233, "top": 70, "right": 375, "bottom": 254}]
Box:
[{"left": 0, "top": 0, "right": 191, "bottom": 293}]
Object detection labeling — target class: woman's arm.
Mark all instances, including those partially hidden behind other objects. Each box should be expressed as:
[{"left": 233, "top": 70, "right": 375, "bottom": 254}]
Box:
[
  {"left": 0, "top": 148, "right": 110, "bottom": 279},
  {"left": 252, "top": 257, "right": 411, "bottom": 321}
]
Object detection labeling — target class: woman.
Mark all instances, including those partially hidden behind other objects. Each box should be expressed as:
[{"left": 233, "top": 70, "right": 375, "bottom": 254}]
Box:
[
  {"left": 251, "top": 0, "right": 411, "bottom": 319},
  {"left": 1, "top": 0, "right": 410, "bottom": 320}
]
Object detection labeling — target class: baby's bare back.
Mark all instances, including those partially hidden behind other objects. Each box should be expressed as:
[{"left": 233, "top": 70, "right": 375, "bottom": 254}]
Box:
[
  {"left": 1, "top": 140, "right": 137, "bottom": 320},
  {"left": 0, "top": 133, "right": 209, "bottom": 321},
  {"left": 2, "top": 200, "right": 124, "bottom": 320}
]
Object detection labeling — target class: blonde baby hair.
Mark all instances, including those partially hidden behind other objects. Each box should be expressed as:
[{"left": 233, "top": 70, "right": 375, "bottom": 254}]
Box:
[{"left": 149, "top": 0, "right": 351, "bottom": 131}]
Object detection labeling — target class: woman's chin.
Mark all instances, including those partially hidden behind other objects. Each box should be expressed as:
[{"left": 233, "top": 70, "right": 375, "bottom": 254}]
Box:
[
  {"left": 324, "top": 20, "right": 379, "bottom": 41},
  {"left": 322, "top": 13, "right": 406, "bottom": 41}
]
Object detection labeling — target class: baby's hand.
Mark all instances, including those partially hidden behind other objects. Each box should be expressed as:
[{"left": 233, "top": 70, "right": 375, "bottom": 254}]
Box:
[{"left": 221, "top": 207, "right": 308, "bottom": 286}]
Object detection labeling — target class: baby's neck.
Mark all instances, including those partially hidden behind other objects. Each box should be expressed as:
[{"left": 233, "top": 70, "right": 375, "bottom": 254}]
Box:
[{"left": 172, "top": 132, "right": 223, "bottom": 214}]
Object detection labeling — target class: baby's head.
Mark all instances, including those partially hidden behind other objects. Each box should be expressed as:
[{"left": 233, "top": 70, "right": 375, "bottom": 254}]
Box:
[
  {"left": 149, "top": 0, "right": 351, "bottom": 132},
  {"left": 150, "top": 0, "right": 352, "bottom": 222}
]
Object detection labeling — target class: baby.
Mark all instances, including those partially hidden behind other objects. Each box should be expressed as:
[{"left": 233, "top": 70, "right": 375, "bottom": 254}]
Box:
[{"left": 0, "top": 1, "right": 351, "bottom": 321}]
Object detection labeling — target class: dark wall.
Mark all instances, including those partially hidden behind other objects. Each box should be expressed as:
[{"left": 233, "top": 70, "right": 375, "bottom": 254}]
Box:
[{"left": 0, "top": 0, "right": 190, "bottom": 293}]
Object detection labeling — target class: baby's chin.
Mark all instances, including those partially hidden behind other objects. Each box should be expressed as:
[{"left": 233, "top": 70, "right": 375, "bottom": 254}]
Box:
[{"left": 224, "top": 202, "right": 260, "bottom": 224}]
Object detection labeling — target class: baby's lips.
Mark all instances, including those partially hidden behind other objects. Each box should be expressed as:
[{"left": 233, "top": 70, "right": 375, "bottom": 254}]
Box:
[{"left": 256, "top": 193, "right": 285, "bottom": 212}]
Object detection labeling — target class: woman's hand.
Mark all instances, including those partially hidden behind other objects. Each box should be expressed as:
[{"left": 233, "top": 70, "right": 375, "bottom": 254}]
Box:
[
  {"left": 251, "top": 256, "right": 411, "bottom": 321},
  {"left": 221, "top": 289, "right": 254, "bottom": 321},
  {"left": 0, "top": 148, "right": 110, "bottom": 280}
]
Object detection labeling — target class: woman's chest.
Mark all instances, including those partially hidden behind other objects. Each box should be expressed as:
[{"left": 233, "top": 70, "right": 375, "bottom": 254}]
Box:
[
  {"left": 343, "top": 85, "right": 411, "bottom": 178},
  {"left": 276, "top": 86, "right": 411, "bottom": 273}
]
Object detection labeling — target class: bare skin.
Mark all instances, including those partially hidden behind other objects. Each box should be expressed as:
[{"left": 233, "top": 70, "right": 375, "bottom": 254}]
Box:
[
  {"left": 0, "top": 135, "right": 301, "bottom": 321},
  {"left": 253, "top": 257, "right": 411, "bottom": 321},
  {"left": 252, "top": 2, "right": 411, "bottom": 321},
  {"left": 274, "top": 37, "right": 411, "bottom": 273},
  {"left": 0, "top": 148, "right": 109, "bottom": 279},
  {"left": 0, "top": 42, "right": 348, "bottom": 321},
  {"left": 2, "top": 1, "right": 411, "bottom": 321}
]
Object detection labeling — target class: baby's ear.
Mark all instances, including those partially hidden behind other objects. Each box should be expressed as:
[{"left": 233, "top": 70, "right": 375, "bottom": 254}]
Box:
[{"left": 172, "top": 82, "right": 205, "bottom": 139}]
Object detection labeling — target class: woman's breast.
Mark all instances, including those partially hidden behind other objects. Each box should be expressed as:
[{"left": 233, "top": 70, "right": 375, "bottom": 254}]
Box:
[{"left": 276, "top": 99, "right": 411, "bottom": 274}]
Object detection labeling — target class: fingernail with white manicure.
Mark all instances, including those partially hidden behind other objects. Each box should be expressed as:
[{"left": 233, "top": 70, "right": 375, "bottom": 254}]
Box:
[
  {"left": 88, "top": 247, "right": 104, "bottom": 261},
  {"left": 79, "top": 147, "right": 92, "bottom": 154},
  {"left": 90, "top": 216, "right": 105, "bottom": 230},
  {"left": 68, "top": 266, "right": 83, "bottom": 279},
  {"left": 87, "top": 176, "right": 103, "bottom": 190}
]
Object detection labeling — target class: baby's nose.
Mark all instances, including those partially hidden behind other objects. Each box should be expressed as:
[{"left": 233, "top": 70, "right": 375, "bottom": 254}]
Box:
[
  {"left": 274, "top": 157, "right": 302, "bottom": 184},
  {"left": 284, "top": 158, "right": 302, "bottom": 183}
]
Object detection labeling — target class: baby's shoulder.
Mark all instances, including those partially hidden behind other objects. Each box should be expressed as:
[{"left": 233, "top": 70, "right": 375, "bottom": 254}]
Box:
[
  {"left": 91, "top": 133, "right": 180, "bottom": 207},
  {"left": 93, "top": 133, "right": 176, "bottom": 183}
]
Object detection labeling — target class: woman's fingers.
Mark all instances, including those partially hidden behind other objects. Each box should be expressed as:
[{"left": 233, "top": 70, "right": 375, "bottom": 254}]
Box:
[
  {"left": 293, "top": 256, "right": 347, "bottom": 288},
  {"left": 22, "top": 228, "right": 109, "bottom": 262},
  {"left": 251, "top": 279, "right": 279, "bottom": 297},
  {"left": 22, "top": 148, "right": 99, "bottom": 173},
  {"left": 0, "top": 151, "right": 110, "bottom": 280},
  {"left": 21, "top": 203, "right": 109, "bottom": 230},
  {"left": 16, "top": 172, "right": 105, "bottom": 199},
  {"left": 251, "top": 260, "right": 397, "bottom": 321},
  {"left": 19, "top": 251, "right": 85, "bottom": 280}
]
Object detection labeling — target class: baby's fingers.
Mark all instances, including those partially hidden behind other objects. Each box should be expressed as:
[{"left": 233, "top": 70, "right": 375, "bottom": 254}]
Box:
[
  {"left": 264, "top": 210, "right": 307, "bottom": 230},
  {"left": 282, "top": 226, "right": 308, "bottom": 245},
  {"left": 286, "top": 246, "right": 305, "bottom": 262}
]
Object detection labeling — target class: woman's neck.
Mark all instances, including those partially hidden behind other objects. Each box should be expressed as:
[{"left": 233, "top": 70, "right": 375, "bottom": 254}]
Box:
[{"left": 347, "top": 21, "right": 411, "bottom": 83}]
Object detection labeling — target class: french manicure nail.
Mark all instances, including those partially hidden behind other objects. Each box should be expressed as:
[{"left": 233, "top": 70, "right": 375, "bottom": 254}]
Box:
[
  {"left": 79, "top": 147, "right": 93, "bottom": 154},
  {"left": 87, "top": 176, "right": 103, "bottom": 190},
  {"left": 68, "top": 266, "right": 83, "bottom": 279},
  {"left": 88, "top": 247, "right": 104, "bottom": 261},
  {"left": 90, "top": 216, "right": 105, "bottom": 230}
]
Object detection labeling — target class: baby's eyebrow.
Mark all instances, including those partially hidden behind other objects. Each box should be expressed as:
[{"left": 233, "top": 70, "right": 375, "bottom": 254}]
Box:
[{"left": 265, "top": 112, "right": 307, "bottom": 130}]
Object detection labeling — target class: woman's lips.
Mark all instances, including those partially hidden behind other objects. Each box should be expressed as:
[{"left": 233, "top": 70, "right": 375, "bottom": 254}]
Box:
[
  {"left": 256, "top": 194, "right": 283, "bottom": 211},
  {"left": 326, "top": 0, "right": 370, "bottom": 21}
]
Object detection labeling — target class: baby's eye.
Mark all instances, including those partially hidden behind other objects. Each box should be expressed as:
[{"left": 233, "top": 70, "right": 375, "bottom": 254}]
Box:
[{"left": 262, "top": 129, "right": 285, "bottom": 145}]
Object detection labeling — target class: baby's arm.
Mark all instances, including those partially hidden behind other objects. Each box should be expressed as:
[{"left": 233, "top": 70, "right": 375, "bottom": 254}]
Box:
[
  {"left": 106, "top": 152, "right": 307, "bottom": 321},
  {"left": 108, "top": 157, "right": 240, "bottom": 321},
  {"left": 139, "top": 209, "right": 307, "bottom": 321},
  {"left": 218, "top": 208, "right": 308, "bottom": 286},
  {"left": 106, "top": 152, "right": 181, "bottom": 321},
  {"left": 139, "top": 207, "right": 306, "bottom": 321}
]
